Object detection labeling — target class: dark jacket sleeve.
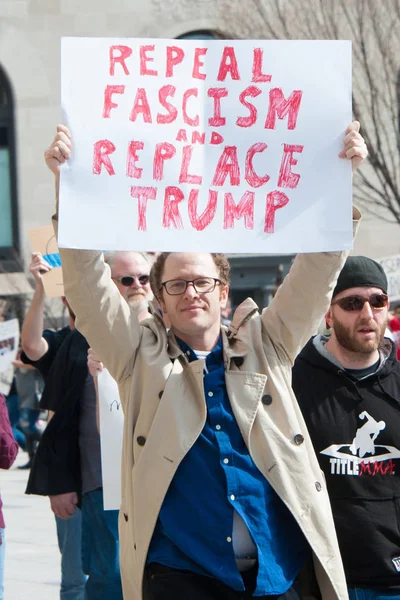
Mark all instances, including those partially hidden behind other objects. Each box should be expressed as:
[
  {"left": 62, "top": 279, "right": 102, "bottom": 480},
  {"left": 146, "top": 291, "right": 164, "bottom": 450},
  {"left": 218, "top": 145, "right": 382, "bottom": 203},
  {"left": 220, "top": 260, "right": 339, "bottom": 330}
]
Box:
[
  {"left": 0, "top": 393, "right": 18, "bottom": 469},
  {"left": 26, "top": 330, "right": 89, "bottom": 499},
  {"left": 21, "top": 327, "right": 71, "bottom": 382}
]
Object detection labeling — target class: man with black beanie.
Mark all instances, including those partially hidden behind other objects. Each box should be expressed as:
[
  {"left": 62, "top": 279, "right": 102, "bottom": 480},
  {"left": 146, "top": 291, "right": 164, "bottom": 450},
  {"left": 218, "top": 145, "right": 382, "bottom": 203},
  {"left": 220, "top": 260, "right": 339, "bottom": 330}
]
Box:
[{"left": 293, "top": 256, "right": 400, "bottom": 600}]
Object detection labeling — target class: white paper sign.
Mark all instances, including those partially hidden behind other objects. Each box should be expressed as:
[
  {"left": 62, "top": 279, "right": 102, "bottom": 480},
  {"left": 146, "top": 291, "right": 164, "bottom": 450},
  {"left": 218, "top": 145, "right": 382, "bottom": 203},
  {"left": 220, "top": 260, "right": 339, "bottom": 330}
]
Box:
[
  {"left": 97, "top": 368, "right": 123, "bottom": 510},
  {"left": 59, "top": 38, "right": 352, "bottom": 254},
  {"left": 377, "top": 254, "right": 400, "bottom": 303},
  {"left": 0, "top": 319, "right": 19, "bottom": 374}
]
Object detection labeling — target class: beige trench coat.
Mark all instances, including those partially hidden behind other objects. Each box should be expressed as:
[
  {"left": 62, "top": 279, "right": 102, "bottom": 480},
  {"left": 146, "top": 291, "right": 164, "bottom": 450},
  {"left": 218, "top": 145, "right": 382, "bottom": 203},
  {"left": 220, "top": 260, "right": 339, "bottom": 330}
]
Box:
[{"left": 58, "top": 232, "right": 358, "bottom": 600}]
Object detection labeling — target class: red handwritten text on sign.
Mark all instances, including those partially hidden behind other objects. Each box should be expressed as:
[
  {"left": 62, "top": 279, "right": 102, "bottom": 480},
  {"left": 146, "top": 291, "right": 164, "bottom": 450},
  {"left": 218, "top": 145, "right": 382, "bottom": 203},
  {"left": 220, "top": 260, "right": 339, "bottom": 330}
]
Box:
[{"left": 93, "top": 43, "right": 305, "bottom": 234}]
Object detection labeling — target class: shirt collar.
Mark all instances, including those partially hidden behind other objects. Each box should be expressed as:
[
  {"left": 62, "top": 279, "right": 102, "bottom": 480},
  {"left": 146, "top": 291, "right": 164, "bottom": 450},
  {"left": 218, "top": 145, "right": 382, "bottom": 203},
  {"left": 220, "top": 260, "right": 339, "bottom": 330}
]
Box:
[{"left": 176, "top": 334, "right": 223, "bottom": 367}]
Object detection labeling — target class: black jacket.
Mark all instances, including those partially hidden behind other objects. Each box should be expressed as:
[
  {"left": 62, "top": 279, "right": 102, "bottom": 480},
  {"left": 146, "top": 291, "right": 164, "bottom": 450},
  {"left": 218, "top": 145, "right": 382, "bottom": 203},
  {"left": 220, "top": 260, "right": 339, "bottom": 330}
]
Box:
[
  {"left": 25, "top": 329, "right": 89, "bottom": 499},
  {"left": 293, "top": 337, "right": 400, "bottom": 589}
]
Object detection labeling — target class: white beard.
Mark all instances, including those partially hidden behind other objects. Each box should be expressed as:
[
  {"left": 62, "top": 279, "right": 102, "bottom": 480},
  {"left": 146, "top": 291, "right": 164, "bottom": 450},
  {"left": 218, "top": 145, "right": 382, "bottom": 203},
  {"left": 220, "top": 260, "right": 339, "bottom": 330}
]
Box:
[{"left": 128, "top": 295, "right": 148, "bottom": 312}]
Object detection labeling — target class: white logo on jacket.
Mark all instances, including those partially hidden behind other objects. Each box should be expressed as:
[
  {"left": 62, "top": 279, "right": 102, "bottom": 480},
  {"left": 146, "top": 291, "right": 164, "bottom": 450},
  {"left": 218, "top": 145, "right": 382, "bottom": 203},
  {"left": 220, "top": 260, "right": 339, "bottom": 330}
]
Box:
[
  {"left": 320, "top": 410, "right": 400, "bottom": 476},
  {"left": 392, "top": 557, "right": 400, "bottom": 573}
]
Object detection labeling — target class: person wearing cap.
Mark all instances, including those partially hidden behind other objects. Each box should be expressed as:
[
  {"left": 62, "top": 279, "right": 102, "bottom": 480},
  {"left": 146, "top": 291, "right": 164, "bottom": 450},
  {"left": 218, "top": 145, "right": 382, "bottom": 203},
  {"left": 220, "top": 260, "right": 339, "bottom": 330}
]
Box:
[{"left": 292, "top": 256, "right": 400, "bottom": 600}]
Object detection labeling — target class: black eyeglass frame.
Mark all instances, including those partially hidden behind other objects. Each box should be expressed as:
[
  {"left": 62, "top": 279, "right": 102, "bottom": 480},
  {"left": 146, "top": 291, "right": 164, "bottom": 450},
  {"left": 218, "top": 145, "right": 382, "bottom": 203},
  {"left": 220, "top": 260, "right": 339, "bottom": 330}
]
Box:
[
  {"left": 161, "top": 277, "right": 222, "bottom": 296},
  {"left": 331, "top": 293, "right": 389, "bottom": 312},
  {"left": 112, "top": 275, "right": 150, "bottom": 287}
]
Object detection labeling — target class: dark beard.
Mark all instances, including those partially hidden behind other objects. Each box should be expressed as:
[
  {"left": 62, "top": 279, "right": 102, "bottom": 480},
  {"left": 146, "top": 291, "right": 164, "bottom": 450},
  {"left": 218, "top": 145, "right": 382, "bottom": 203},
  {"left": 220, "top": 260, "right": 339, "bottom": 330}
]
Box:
[{"left": 332, "top": 316, "right": 386, "bottom": 354}]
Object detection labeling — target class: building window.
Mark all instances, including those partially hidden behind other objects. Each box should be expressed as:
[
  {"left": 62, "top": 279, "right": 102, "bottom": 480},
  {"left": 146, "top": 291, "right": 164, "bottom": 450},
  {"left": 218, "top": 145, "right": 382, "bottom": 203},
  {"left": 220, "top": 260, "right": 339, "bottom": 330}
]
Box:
[{"left": 0, "top": 66, "right": 18, "bottom": 265}]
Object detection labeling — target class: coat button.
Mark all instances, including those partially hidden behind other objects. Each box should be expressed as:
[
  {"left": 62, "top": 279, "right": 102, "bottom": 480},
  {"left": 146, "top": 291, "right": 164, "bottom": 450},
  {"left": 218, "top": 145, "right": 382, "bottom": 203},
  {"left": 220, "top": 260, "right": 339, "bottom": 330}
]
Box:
[
  {"left": 123, "top": 513, "right": 128, "bottom": 522},
  {"left": 315, "top": 481, "right": 322, "bottom": 492},
  {"left": 262, "top": 394, "right": 272, "bottom": 405},
  {"left": 137, "top": 436, "right": 146, "bottom": 446},
  {"left": 294, "top": 434, "right": 304, "bottom": 445},
  {"left": 158, "top": 390, "right": 163, "bottom": 399},
  {"left": 233, "top": 357, "right": 244, "bottom": 367}
]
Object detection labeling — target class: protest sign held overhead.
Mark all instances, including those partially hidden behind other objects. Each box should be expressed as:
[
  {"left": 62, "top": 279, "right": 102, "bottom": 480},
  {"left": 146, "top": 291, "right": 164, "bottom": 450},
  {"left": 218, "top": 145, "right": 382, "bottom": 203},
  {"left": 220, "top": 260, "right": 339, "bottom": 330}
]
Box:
[
  {"left": 28, "top": 225, "right": 64, "bottom": 297},
  {"left": 97, "top": 369, "right": 123, "bottom": 510},
  {"left": 59, "top": 38, "right": 352, "bottom": 253},
  {"left": 0, "top": 319, "right": 19, "bottom": 375}
]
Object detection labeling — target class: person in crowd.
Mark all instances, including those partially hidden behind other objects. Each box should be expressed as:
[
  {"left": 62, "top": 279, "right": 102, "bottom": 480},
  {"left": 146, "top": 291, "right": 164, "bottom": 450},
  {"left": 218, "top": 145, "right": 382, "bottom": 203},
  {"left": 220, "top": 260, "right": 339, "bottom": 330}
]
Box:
[
  {"left": 22, "top": 249, "right": 153, "bottom": 599},
  {"left": 0, "top": 392, "right": 19, "bottom": 600},
  {"left": 21, "top": 251, "right": 86, "bottom": 600},
  {"left": 392, "top": 304, "right": 400, "bottom": 322},
  {"left": 293, "top": 256, "right": 400, "bottom": 600},
  {"left": 47, "top": 122, "right": 367, "bottom": 600},
  {"left": 388, "top": 303, "right": 400, "bottom": 359},
  {"left": 5, "top": 378, "right": 26, "bottom": 452},
  {"left": 12, "top": 358, "right": 44, "bottom": 470}
]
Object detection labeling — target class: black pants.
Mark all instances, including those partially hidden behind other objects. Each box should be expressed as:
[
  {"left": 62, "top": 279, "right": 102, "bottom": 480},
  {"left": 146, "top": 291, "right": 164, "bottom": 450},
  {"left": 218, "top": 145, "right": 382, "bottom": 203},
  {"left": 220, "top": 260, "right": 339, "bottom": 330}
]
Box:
[{"left": 143, "top": 563, "right": 301, "bottom": 600}]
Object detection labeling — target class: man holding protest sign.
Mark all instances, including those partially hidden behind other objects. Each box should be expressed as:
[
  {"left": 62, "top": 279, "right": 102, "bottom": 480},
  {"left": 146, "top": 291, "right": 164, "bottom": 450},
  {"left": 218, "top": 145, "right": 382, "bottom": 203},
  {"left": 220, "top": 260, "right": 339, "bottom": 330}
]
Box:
[
  {"left": 50, "top": 28, "right": 366, "bottom": 600},
  {"left": 47, "top": 113, "right": 367, "bottom": 600}
]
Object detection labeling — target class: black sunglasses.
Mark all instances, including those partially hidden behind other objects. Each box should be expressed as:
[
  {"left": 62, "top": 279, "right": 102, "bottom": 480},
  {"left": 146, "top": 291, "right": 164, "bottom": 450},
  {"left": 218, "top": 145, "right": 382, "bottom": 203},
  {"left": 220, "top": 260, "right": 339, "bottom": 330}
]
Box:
[
  {"left": 113, "top": 275, "right": 150, "bottom": 287},
  {"left": 332, "top": 293, "right": 388, "bottom": 312}
]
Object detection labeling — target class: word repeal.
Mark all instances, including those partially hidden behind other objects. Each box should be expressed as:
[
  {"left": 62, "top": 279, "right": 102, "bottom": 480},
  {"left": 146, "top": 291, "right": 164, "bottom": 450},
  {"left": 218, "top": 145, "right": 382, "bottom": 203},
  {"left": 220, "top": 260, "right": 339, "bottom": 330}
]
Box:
[{"left": 110, "top": 44, "right": 278, "bottom": 82}]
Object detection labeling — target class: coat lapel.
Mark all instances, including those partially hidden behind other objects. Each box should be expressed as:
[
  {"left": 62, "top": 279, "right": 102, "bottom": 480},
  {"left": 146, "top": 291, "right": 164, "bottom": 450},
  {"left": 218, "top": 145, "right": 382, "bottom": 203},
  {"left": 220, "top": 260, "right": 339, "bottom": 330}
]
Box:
[{"left": 225, "top": 370, "right": 268, "bottom": 447}]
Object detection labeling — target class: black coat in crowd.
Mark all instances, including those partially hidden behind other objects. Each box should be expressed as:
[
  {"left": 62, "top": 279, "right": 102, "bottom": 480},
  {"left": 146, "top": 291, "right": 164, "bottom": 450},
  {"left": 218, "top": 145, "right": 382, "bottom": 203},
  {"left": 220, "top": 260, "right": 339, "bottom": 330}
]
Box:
[
  {"left": 22, "top": 328, "right": 89, "bottom": 501},
  {"left": 293, "top": 337, "right": 400, "bottom": 590}
]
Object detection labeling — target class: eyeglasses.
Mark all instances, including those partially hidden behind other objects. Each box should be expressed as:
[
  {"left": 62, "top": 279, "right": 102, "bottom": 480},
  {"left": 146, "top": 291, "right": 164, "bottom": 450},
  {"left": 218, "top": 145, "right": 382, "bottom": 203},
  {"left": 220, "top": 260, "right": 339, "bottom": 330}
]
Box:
[
  {"left": 112, "top": 275, "right": 150, "bottom": 287},
  {"left": 332, "top": 293, "right": 388, "bottom": 312},
  {"left": 161, "top": 277, "right": 221, "bottom": 296}
]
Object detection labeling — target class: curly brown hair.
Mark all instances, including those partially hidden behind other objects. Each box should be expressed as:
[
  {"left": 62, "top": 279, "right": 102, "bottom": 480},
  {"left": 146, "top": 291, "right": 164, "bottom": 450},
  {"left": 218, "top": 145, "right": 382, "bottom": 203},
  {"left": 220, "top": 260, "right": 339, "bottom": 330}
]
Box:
[{"left": 150, "top": 253, "right": 230, "bottom": 299}]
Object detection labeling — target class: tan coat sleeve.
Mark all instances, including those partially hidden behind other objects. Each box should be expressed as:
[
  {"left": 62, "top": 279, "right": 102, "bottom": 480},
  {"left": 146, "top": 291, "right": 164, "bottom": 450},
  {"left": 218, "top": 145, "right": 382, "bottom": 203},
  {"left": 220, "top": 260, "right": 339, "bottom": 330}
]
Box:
[
  {"left": 262, "top": 218, "right": 360, "bottom": 365},
  {"left": 55, "top": 220, "right": 140, "bottom": 382}
]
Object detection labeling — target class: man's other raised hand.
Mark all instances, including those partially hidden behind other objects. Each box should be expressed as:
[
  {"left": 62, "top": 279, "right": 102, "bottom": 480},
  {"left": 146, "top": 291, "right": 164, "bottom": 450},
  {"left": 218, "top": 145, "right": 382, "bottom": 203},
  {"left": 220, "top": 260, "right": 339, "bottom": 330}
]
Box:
[{"left": 45, "top": 124, "right": 72, "bottom": 175}]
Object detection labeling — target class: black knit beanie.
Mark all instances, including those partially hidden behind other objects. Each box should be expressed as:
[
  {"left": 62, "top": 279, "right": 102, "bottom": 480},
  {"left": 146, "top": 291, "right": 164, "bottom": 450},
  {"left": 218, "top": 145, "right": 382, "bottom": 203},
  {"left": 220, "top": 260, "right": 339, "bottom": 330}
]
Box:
[{"left": 332, "top": 256, "right": 388, "bottom": 298}]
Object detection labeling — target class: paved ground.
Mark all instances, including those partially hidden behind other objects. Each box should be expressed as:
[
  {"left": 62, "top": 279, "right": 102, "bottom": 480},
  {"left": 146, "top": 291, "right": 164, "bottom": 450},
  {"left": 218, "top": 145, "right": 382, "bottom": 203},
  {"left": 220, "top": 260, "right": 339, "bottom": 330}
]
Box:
[{"left": 2, "top": 449, "right": 61, "bottom": 599}]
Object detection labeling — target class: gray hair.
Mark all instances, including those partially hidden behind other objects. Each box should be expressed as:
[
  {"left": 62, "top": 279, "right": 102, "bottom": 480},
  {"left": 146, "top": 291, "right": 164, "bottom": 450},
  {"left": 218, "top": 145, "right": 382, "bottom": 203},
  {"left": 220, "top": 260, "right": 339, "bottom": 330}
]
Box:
[{"left": 103, "top": 251, "right": 153, "bottom": 269}]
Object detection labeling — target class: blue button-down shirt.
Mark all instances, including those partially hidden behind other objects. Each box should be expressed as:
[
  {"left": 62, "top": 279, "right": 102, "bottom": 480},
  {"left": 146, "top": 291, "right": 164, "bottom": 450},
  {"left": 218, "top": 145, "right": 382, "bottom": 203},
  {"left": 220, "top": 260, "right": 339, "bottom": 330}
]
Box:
[{"left": 147, "top": 335, "right": 308, "bottom": 595}]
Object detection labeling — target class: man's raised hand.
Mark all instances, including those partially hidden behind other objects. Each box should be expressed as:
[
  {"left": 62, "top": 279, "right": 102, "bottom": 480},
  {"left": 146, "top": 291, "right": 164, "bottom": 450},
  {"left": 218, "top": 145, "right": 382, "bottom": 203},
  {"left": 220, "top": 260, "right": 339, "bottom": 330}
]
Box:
[
  {"left": 339, "top": 121, "right": 368, "bottom": 173},
  {"left": 29, "top": 252, "right": 51, "bottom": 284},
  {"left": 44, "top": 124, "right": 71, "bottom": 175}
]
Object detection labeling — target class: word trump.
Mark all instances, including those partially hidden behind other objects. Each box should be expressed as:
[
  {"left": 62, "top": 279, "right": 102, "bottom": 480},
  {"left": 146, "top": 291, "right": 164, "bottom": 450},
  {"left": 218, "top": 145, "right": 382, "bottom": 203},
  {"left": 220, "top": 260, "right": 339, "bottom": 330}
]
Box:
[{"left": 92, "top": 139, "right": 304, "bottom": 233}]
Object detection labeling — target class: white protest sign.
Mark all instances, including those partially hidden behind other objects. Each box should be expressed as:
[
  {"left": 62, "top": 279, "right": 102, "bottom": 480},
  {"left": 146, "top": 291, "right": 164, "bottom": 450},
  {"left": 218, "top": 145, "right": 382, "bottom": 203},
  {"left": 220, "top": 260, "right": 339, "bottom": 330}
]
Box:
[
  {"left": 59, "top": 38, "right": 352, "bottom": 254},
  {"left": 0, "top": 319, "right": 19, "bottom": 374},
  {"left": 377, "top": 254, "right": 400, "bottom": 303},
  {"left": 97, "top": 368, "right": 123, "bottom": 510}
]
